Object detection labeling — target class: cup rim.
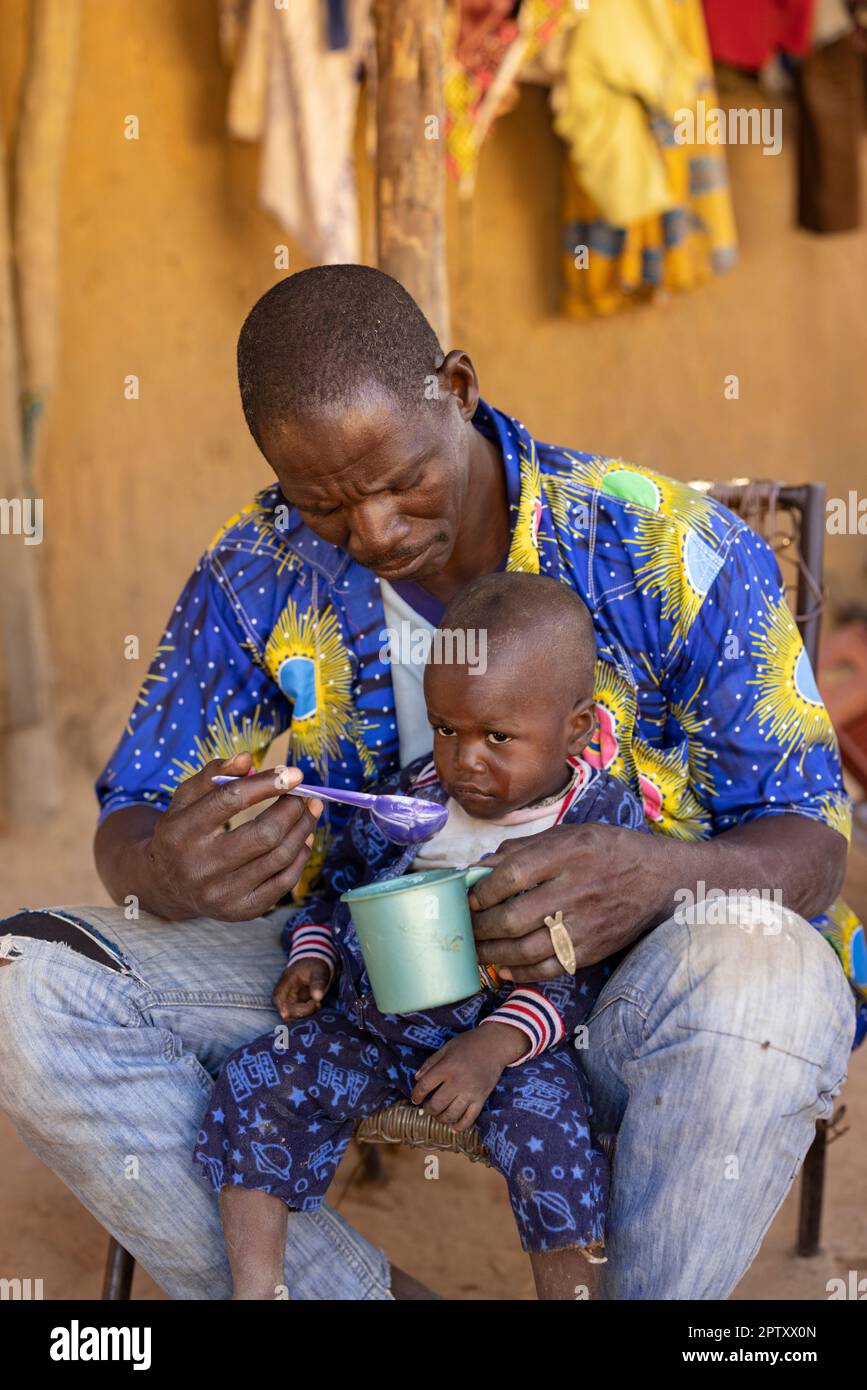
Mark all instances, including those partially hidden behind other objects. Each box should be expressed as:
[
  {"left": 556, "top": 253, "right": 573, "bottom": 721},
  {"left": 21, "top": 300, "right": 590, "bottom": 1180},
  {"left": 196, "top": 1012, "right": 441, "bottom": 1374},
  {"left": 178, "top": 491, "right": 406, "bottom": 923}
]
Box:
[{"left": 340, "top": 866, "right": 471, "bottom": 904}]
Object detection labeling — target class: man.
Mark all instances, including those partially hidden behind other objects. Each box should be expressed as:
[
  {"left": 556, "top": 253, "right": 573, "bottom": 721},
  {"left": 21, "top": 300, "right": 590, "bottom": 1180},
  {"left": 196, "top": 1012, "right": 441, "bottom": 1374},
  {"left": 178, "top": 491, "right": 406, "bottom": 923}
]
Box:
[{"left": 0, "top": 265, "right": 859, "bottom": 1300}]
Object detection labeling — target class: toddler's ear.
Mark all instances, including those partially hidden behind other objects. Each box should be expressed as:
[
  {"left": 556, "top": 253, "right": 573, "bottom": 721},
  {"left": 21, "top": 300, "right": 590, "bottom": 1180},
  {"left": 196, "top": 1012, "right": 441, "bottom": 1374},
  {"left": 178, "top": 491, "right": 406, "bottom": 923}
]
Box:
[{"left": 566, "top": 697, "right": 596, "bottom": 757}]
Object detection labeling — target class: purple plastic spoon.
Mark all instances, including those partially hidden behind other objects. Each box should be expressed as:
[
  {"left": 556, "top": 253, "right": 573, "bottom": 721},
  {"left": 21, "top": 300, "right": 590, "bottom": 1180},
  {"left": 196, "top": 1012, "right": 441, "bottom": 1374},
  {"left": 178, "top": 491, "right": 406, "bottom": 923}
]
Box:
[{"left": 212, "top": 774, "right": 448, "bottom": 846}]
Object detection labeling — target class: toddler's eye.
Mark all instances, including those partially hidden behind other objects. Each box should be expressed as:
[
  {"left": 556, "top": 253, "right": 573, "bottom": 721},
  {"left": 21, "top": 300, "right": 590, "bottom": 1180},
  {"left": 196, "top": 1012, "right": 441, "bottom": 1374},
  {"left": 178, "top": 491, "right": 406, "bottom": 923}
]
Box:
[
  {"left": 486, "top": 732, "right": 512, "bottom": 745},
  {"left": 435, "top": 724, "right": 456, "bottom": 737}
]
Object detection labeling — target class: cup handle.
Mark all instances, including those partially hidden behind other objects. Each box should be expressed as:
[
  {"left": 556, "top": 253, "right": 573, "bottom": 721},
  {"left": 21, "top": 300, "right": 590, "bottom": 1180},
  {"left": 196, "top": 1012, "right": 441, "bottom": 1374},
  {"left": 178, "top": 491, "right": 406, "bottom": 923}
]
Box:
[{"left": 463, "top": 865, "right": 492, "bottom": 891}]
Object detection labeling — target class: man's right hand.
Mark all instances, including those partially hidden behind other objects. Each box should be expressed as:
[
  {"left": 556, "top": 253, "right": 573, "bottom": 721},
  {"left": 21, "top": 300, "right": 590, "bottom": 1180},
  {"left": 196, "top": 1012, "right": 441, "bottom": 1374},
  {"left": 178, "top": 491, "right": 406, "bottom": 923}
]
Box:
[{"left": 94, "top": 751, "right": 323, "bottom": 923}]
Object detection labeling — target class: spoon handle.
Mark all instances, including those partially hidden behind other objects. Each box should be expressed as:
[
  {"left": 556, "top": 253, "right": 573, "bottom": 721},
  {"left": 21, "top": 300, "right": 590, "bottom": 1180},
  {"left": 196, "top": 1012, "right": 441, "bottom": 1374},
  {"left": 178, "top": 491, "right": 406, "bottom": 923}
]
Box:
[
  {"left": 289, "top": 783, "right": 375, "bottom": 810},
  {"left": 211, "top": 773, "right": 377, "bottom": 812}
]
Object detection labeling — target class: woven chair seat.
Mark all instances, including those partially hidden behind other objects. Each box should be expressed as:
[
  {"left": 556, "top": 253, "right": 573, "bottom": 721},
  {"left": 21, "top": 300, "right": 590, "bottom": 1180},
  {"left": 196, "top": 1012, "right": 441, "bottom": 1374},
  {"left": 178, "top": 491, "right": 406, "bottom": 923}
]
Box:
[
  {"left": 355, "top": 1101, "right": 491, "bottom": 1164},
  {"left": 352, "top": 1100, "right": 491, "bottom": 1167},
  {"left": 354, "top": 1102, "right": 618, "bottom": 1169}
]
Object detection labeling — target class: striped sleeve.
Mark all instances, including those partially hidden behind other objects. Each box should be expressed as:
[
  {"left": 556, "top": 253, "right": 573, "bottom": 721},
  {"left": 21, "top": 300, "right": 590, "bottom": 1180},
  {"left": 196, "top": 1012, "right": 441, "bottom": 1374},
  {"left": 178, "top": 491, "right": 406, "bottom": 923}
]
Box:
[
  {"left": 479, "top": 987, "right": 565, "bottom": 1065},
  {"left": 287, "top": 923, "right": 339, "bottom": 981}
]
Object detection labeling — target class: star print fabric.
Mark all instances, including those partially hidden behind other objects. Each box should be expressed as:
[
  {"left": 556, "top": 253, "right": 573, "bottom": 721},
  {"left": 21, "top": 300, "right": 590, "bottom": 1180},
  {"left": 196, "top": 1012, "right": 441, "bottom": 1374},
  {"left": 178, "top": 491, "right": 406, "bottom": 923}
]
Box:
[{"left": 193, "top": 1007, "right": 608, "bottom": 1254}]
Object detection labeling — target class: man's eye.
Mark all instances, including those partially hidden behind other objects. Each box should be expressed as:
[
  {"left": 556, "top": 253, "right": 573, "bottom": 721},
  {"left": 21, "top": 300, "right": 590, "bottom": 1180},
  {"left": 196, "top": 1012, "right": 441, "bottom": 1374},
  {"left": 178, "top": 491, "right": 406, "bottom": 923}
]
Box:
[
  {"left": 435, "top": 725, "right": 456, "bottom": 737},
  {"left": 486, "top": 732, "right": 512, "bottom": 745}
]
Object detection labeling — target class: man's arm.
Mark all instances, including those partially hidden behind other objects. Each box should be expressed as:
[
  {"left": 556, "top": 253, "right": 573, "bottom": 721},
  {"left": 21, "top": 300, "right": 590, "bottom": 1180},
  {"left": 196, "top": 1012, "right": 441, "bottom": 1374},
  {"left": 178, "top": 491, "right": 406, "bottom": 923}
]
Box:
[
  {"left": 94, "top": 753, "right": 322, "bottom": 922},
  {"left": 469, "top": 814, "right": 847, "bottom": 984}
]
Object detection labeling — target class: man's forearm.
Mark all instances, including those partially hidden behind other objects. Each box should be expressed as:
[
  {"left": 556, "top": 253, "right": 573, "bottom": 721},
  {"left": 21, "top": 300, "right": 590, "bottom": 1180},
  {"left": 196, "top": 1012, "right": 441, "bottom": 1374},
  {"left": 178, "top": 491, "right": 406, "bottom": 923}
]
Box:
[
  {"left": 641, "top": 814, "right": 847, "bottom": 930},
  {"left": 94, "top": 805, "right": 183, "bottom": 919}
]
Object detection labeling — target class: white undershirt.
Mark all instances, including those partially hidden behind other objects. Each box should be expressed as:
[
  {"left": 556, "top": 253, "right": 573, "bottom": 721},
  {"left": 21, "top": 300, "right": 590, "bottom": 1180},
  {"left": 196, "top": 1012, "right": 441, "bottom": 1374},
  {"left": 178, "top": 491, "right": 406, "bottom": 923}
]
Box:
[{"left": 380, "top": 579, "right": 436, "bottom": 767}]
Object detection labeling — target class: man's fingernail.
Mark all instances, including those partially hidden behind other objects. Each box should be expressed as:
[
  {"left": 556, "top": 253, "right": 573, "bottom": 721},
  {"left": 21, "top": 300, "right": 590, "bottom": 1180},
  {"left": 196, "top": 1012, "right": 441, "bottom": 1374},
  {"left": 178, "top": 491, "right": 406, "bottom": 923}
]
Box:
[
  {"left": 305, "top": 832, "right": 314, "bottom": 847},
  {"left": 310, "top": 798, "right": 324, "bottom": 819}
]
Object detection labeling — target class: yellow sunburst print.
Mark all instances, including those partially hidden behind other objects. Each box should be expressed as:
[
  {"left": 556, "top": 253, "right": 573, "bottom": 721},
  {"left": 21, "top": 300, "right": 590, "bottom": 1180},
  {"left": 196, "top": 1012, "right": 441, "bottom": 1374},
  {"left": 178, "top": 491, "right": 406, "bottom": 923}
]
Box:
[
  {"left": 597, "top": 466, "right": 723, "bottom": 647},
  {"left": 126, "top": 643, "right": 176, "bottom": 734},
  {"left": 507, "top": 442, "right": 543, "bottom": 574},
  {"left": 817, "top": 898, "right": 867, "bottom": 998},
  {"left": 165, "top": 704, "right": 277, "bottom": 791},
  {"left": 585, "top": 658, "right": 637, "bottom": 784},
  {"left": 632, "top": 737, "right": 712, "bottom": 840},
  {"left": 209, "top": 497, "right": 299, "bottom": 576},
  {"left": 669, "top": 683, "right": 717, "bottom": 801},
  {"left": 264, "top": 601, "right": 356, "bottom": 771},
  {"left": 748, "top": 594, "right": 836, "bottom": 773},
  {"left": 816, "top": 790, "right": 852, "bottom": 842}
]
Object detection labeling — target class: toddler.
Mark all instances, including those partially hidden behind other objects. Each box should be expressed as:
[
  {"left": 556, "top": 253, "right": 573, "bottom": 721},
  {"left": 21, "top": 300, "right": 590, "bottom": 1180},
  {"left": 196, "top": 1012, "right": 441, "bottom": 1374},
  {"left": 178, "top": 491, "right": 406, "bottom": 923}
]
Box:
[{"left": 194, "top": 572, "right": 647, "bottom": 1298}]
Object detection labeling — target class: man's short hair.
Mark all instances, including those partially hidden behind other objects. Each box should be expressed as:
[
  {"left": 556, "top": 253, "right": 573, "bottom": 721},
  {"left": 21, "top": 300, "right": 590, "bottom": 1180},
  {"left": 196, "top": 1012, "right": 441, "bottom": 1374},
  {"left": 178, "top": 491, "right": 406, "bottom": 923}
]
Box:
[{"left": 237, "top": 265, "right": 443, "bottom": 448}]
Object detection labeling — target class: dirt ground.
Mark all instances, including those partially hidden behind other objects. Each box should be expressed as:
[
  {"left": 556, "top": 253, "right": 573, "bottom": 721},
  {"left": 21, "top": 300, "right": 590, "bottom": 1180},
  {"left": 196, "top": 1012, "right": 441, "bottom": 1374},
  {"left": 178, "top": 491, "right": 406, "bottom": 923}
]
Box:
[{"left": 1, "top": 764, "right": 865, "bottom": 1301}]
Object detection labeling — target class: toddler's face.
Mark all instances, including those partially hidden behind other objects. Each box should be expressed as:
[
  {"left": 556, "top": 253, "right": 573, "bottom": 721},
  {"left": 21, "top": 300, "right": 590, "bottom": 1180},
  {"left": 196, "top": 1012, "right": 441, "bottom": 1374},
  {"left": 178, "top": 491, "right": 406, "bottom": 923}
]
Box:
[{"left": 424, "top": 657, "right": 593, "bottom": 820}]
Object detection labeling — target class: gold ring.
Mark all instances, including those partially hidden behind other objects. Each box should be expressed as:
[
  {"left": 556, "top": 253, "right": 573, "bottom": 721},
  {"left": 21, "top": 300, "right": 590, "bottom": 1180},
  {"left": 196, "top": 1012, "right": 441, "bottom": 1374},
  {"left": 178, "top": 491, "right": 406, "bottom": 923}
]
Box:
[{"left": 544, "top": 910, "right": 576, "bottom": 975}]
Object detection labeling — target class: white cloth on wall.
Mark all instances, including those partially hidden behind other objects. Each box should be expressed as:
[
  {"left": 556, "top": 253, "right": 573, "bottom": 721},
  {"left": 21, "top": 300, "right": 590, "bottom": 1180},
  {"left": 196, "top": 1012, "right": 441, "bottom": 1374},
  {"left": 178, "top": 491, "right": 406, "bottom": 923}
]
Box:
[{"left": 219, "top": 0, "right": 372, "bottom": 264}]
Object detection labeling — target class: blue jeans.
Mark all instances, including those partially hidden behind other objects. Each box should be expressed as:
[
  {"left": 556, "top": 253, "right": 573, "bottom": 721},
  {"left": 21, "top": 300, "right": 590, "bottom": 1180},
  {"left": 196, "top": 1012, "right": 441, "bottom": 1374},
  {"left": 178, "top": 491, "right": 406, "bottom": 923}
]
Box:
[{"left": 0, "top": 898, "right": 856, "bottom": 1299}]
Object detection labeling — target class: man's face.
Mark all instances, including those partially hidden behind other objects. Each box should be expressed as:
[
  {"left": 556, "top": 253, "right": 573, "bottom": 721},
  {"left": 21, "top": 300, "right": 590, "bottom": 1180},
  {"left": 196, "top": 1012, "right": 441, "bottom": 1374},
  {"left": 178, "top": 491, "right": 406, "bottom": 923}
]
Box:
[
  {"left": 259, "top": 391, "right": 471, "bottom": 582},
  {"left": 424, "top": 656, "right": 590, "bottom": 820}
]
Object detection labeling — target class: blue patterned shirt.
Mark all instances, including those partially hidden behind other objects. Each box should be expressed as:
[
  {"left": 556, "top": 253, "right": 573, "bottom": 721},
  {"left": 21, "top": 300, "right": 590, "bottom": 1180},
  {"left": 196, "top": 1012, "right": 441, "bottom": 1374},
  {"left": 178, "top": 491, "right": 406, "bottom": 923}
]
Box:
[{"left": 95, "top": 399, "right": 865, "bottom": 1042}]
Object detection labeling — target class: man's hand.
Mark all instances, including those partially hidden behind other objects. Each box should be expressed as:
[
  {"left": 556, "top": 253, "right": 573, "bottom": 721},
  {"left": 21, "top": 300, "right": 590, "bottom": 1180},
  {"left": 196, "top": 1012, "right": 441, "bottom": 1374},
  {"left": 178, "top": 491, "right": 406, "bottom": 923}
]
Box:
[
  {"left": 273, "top": 958, "right": 333, "bottom": 1020},
  {"left": 94, "top": 751, "right": 324, "bottom": 922},
  {"left": 470, "top": 823, "right": 656, "bottom": 983},
  {"left": 468, "top": 816, "right": 848, "bottom": 985},
  {"left": 410, "top": 1024, "right": 528, "bottom": 1131}
]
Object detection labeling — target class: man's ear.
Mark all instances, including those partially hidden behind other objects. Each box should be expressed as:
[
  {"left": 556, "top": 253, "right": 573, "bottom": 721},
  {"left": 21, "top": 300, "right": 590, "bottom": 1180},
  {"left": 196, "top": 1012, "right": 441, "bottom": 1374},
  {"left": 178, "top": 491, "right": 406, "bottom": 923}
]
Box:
[
  {"left": 566, "top": 697, "right": 596, "bottom": 758},
  {"left": 437, "top": 349, "right": 480, "bottom": 419}
]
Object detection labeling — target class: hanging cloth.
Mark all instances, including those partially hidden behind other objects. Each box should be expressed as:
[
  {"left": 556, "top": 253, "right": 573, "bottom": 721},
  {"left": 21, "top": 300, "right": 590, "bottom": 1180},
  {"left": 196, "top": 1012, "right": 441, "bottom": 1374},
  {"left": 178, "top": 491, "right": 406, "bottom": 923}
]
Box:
[
  {"left": 795, "top": 1, "right": 865, "bottom": 234},
  {"left": 219, "top": 0, "right": 371, "bottom": 264},
  {"left": 444, "top": 0, "right": 577, "bottom": 194},
  {"left": 701, "top": 0, "right": 816, "bottom": 69},
  {"left": 557, "top": 0, "right": 737, "bottom": 318}
]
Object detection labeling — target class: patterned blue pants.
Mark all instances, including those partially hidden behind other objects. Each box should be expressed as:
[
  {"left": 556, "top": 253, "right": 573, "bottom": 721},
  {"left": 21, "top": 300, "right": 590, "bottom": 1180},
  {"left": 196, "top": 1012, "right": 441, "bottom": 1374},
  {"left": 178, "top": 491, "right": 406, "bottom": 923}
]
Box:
[{"left": 194, "top": 1007, "right": 609, "bottom": 1254}]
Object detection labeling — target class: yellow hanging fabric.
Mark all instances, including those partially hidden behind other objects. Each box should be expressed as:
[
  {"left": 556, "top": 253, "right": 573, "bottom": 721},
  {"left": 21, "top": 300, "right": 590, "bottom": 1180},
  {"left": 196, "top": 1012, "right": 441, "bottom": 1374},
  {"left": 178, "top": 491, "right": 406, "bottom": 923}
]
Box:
[{"left": 556, "top": 0, "right": 738, "bottom": 318}]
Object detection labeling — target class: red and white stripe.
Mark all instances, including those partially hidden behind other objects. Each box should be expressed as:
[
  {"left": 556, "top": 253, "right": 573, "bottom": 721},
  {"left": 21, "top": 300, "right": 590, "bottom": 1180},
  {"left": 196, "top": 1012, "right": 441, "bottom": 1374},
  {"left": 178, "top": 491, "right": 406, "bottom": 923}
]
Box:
[
  {"left": 555, "top": 756, "right": 596, "bottom": 824},
  {"left": 287, "top": 923, "right": 339, "bottom": 979},
  {"left": 480, "top": 988, "right": 565, "bottom": 1064},
  {"left": 410, "top": 759, "right": 438, "bottom": 789}
]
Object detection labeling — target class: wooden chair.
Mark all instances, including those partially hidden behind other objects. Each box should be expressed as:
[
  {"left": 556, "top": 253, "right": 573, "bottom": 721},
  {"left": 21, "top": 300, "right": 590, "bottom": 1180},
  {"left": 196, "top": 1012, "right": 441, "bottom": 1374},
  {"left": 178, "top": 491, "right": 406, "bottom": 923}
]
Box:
[{"left": 101, "top": 477, "right": 845, "bottom": 1297}]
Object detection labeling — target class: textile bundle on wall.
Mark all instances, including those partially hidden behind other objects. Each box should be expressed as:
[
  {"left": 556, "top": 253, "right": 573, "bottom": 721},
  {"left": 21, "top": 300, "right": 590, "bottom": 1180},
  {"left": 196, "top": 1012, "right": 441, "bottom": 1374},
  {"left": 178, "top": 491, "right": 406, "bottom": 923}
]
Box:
[{"left": 217, "top": 0, "right": 866, "bottom": 317}]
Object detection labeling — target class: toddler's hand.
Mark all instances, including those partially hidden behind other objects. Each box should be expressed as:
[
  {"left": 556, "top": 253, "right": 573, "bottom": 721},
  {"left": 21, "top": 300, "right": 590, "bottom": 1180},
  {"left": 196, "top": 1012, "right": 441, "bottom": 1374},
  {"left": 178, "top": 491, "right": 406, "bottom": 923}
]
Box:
[
  {"left": 410, "top": 1024, "right": 528, "bottom": 1132},
  {"left": 272, "top": 958, "right": 333, "bottom": 1020}
]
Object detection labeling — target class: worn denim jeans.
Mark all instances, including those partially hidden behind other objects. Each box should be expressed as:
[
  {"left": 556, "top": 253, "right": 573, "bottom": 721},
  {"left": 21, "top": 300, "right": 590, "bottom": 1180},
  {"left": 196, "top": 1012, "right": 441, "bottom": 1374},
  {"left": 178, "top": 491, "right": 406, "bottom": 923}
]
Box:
[
  {"left": 0, "top": 897, "right": 856, "bottom": 1299},
  {"left": 582, "top": 897, "right": 856, "bottom": 1299}
]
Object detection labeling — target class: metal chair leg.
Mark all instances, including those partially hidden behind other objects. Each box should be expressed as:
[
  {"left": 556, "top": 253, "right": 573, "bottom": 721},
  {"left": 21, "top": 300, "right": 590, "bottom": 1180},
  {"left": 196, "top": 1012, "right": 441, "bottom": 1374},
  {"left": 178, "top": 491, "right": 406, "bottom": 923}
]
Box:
[
  {"left": 102, "top": 1237, "right": 136, "bottom": 1300},
  {"left": 796, "top": 1119, "right": 827, "bottom": 1257}
]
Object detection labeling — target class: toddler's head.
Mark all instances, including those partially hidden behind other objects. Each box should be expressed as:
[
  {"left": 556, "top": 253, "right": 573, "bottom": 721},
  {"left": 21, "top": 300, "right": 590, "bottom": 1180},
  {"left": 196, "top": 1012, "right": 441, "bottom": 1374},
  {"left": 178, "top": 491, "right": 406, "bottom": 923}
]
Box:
[{"left": 423, "top": 572, "right": 597, "bottom": 820}]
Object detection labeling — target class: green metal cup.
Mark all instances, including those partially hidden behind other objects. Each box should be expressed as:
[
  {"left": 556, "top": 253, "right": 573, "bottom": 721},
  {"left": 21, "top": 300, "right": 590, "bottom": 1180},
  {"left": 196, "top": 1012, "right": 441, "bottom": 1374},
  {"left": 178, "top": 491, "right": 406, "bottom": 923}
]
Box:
[{"left": 340, "top": 865, "right": 492, "bottom": 1014}]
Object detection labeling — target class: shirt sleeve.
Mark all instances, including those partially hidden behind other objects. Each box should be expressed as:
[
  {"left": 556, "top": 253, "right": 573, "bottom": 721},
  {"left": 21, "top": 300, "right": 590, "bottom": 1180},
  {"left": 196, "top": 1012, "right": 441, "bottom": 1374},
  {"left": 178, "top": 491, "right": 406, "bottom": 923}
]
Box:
[
  {"left": 665, "top": 522, "right": 850, "bottom": 839},
  {"left": 286, "top": 922, "right": 340, "bottom": 983},
  {"left": 95, "top": 552, "right": 290, "bottom": 823},
  {"left": 480, "top": 987, "right": 566, "bottom": 1065}
]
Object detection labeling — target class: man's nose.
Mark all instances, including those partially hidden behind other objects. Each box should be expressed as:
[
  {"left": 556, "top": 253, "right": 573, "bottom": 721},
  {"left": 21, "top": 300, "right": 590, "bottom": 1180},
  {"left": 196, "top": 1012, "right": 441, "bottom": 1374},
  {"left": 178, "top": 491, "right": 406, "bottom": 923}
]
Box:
[{"left": 345, "top": 497, "right": 408, "bottom": 559}]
